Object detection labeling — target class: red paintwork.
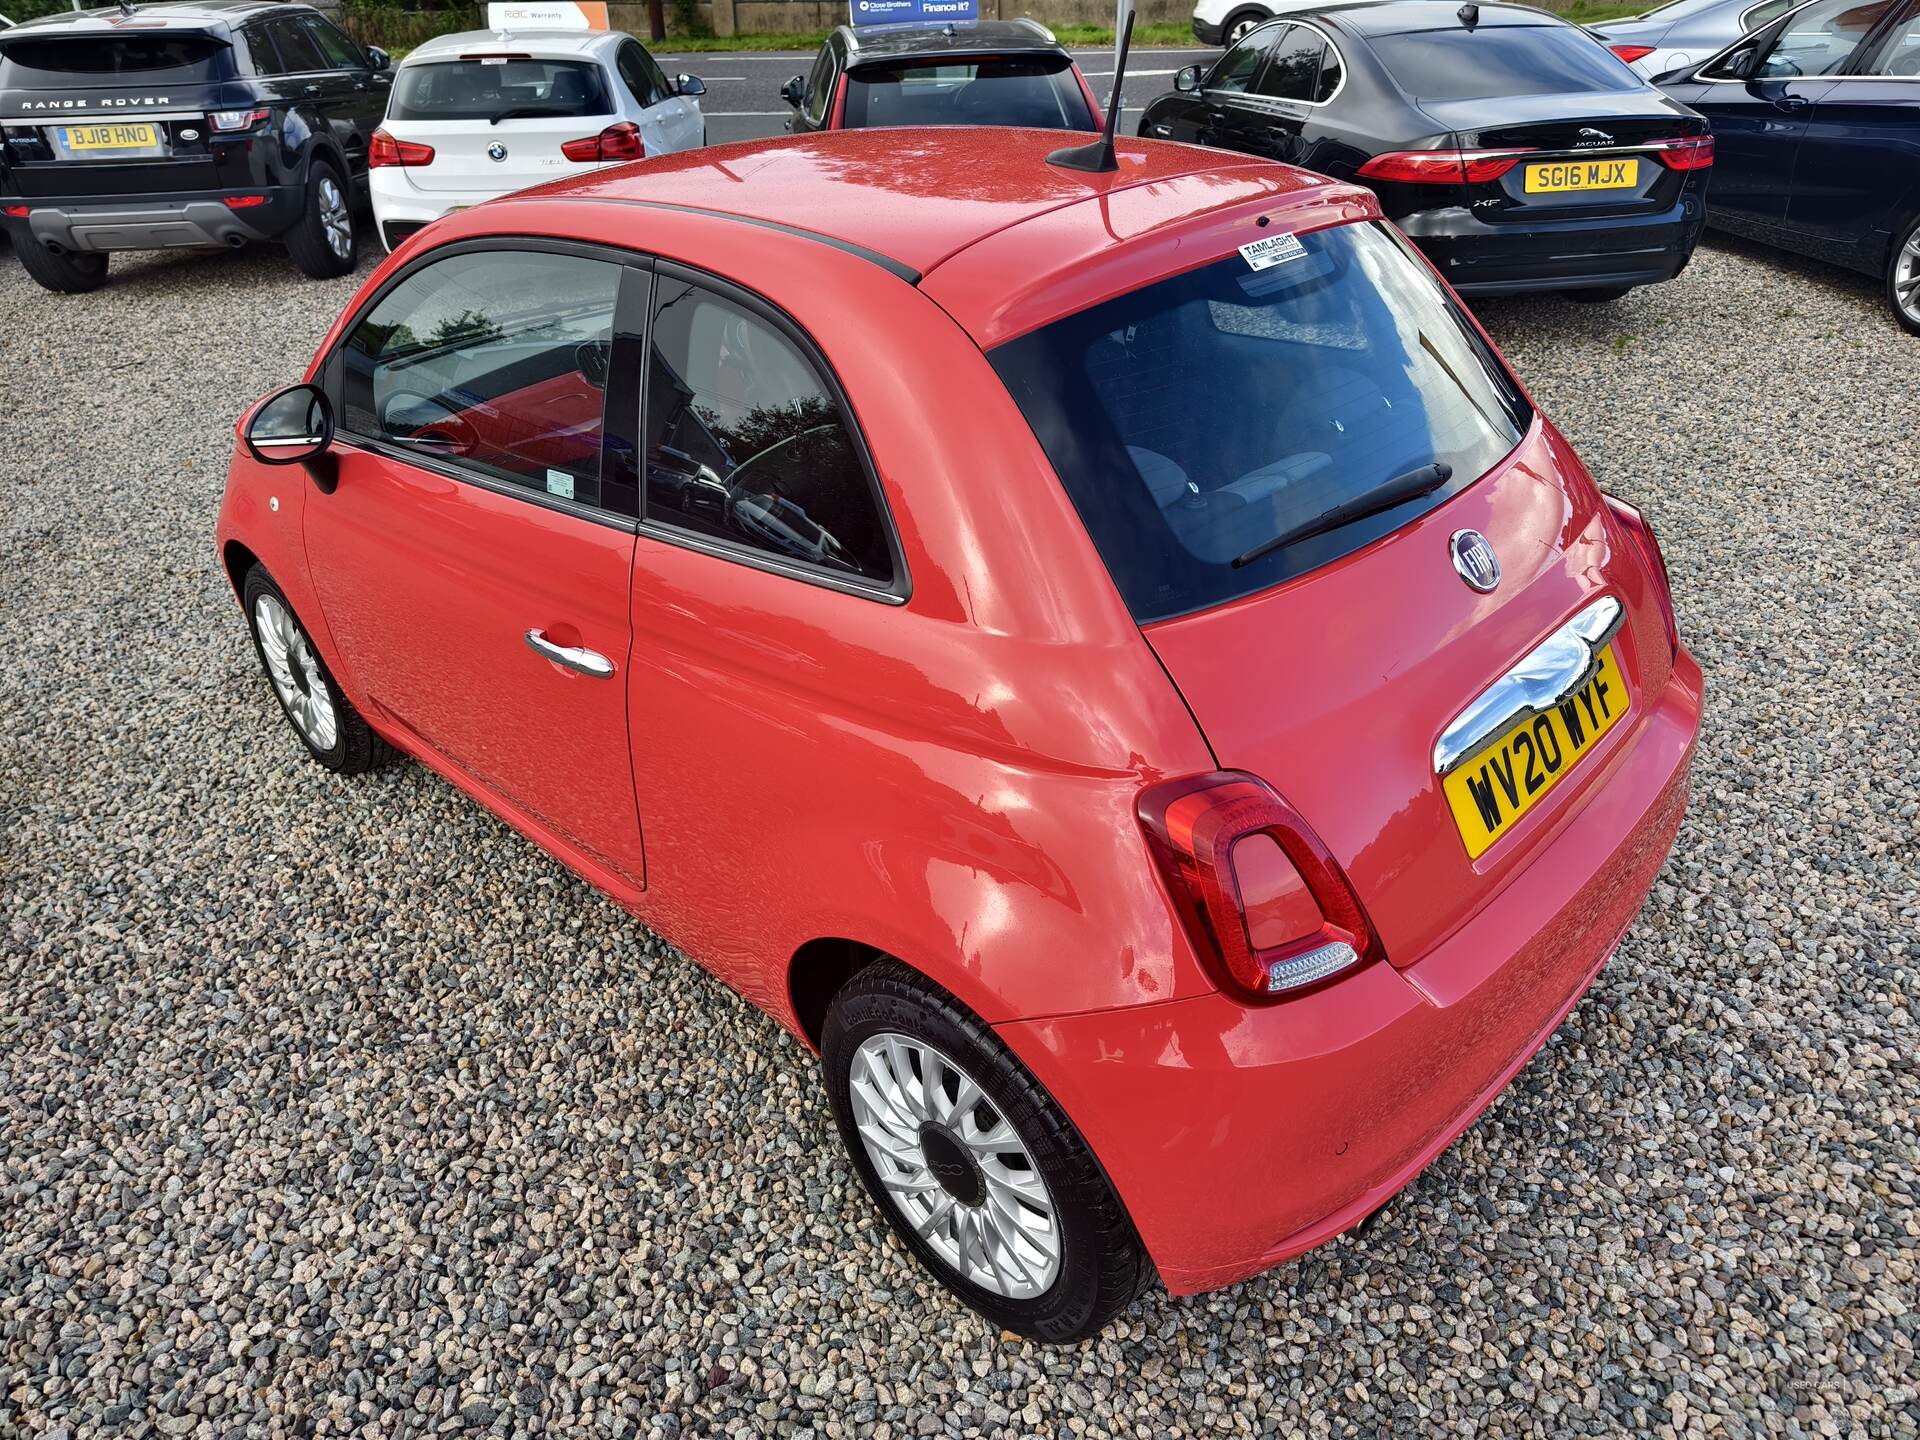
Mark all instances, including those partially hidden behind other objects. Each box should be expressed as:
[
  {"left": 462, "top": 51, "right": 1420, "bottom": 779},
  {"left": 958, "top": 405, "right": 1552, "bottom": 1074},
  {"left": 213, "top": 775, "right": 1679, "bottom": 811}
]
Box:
[{"left": 216, "top": 130, "right": 1700, "bottom": 1297}]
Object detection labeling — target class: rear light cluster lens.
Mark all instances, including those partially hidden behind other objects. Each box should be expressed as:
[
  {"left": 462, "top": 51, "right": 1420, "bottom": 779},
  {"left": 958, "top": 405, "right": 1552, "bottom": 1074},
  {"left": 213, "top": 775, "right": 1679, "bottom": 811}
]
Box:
[
  {"left": 1603, "top": 495, "right": 1680, "bottom": 656},
  {"left": 1651, "top": 134, "right": 1714, "bottom": 170},
  {"left": 369, "top": 128, "right": 435, "bottom": 168},
  {"left": 3, "top": 205, "right": 29, "bottom": 218},
  {"left": 209, "top": 106, "right": 270, "bottom": 133},
  {"left": 222, "top": 194, "right": 267, "bottom": 209},
  {"left": 1357, "top": 148, "right": 1535, "bottom": 184},
  {"left": 1608, "top": 43, "right": 1657, "bottom": 63},
  {"left": 1138, "top": 772, "right": 1381, "bottom": 1002},
  {"left": 561, "top": 121, "right": 644, "bottom": 162}
]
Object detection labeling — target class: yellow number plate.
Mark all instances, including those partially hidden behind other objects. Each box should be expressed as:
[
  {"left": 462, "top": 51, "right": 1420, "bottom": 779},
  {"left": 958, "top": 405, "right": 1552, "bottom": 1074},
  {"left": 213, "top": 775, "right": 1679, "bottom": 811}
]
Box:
[
  {"left": 1443, "top": 644, "right": 1629, "bottom": 859},
  {"left": 62, "top": 123, "right": 160, "bottom": 151},
  {"left": 1524, "top": 157, "right": 1639, "bottom": 194}
]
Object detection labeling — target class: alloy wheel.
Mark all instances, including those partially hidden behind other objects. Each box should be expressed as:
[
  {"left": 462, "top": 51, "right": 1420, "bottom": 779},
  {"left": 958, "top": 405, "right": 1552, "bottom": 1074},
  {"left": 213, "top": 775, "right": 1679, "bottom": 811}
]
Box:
[
  {"left": 254, "top": 593, "right": 339, "bottom": 752},
  {"left": 1896, "top": 230, "right": 1920, "bottom": 327},
  {"left": 318, "top": 177, "right": 352, "bottom": 261},
  {"left": 848, "top": 1032, "right": 1061, "bottom": 1299}
]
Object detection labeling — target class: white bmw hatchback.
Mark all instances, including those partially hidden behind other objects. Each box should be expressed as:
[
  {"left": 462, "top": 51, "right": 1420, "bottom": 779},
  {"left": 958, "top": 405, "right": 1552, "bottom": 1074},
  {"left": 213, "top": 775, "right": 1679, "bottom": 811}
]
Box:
[{"left": 369, "top": 29, "right": 706, "bottom": 252}]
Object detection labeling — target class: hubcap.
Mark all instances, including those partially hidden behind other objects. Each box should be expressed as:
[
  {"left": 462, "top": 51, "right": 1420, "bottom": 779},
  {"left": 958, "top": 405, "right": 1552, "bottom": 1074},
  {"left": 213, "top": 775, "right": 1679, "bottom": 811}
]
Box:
[
  {"left": 848, "top": 1033, "right": 1061, "bottom": 1300},
  {"left": 318, "top": 177, "right": 351, "bottom": 260},
  {"left": 254, "top": 594, "right": 338, "bottom": 752},
  {"left": 1896, "top": 231, "right": 1920, "bottom": 324}
]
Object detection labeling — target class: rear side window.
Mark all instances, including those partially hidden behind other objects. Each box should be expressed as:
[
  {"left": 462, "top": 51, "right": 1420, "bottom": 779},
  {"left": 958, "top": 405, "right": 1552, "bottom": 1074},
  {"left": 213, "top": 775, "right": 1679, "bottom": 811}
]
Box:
[
  {"left": 0, "top": 35, "right": 233, "bottom": 82},
  {"left": 340, "top": 250, "right": 627, "bottom": 514},
  {"left": 989, "top": 222, "right": 1533, "bottom": 622},
  {"left": 1371, "top": 25, "right": 1641, "bottom": 100},
  {"left": 842, "top": 57, "right": 1095, "bottom": 130},
  {"left": 390, "top": 58, "right": 614, "bottom": 121},
  {"left": 1254, "top": 25, "right": 1329, "bottom": 101},
  {"left": 643, "top": 276, "right": 895, "bottom": 586}
]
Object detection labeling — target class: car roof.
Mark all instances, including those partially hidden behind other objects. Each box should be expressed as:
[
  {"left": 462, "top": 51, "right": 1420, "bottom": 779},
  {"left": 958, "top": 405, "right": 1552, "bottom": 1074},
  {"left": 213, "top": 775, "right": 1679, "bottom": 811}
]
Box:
[
  {"left": 406, "top": 27, "right": 620, "bottom": 60},
  {"left": 1305, "top": 0, "right": 1572, "bottom": 34},
  {"left": 0, "top": 0, "right": 307, "bottom": 31},
  {"left": 835, "top": 17, "right": 1067, "bottom": 64},
  {"left": 500, "top": 128, "right": 1374, "bottom": 342}
]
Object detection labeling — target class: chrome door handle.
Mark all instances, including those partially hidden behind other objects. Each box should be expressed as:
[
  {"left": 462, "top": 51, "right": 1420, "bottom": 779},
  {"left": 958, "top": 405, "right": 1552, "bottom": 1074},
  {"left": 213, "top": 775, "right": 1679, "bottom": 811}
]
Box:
[{"left": 524, "top": 629, "right": 615, "bottom": 678}]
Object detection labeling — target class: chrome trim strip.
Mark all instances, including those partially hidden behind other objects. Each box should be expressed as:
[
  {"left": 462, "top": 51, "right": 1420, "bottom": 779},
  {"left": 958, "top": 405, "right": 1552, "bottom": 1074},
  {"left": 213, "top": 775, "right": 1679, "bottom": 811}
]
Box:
[{"left": 1433, "top": 596, "right": 1624, "bottom": 776}]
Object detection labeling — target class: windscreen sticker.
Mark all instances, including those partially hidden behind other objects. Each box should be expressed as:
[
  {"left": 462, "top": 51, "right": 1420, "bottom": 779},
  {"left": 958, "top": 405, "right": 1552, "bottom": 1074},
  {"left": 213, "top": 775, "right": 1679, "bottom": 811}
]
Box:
[
  {"left": 1239, "top": 232, "right": 1308, "bottom": 271},
  {"left": 546, "top": 469, "right": 575, "bottom": 500}
]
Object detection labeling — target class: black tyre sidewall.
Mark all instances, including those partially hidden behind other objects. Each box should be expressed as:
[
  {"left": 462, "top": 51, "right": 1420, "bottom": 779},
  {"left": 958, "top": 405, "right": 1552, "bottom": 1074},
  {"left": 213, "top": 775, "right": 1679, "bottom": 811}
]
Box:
[
  {"left": 16, "top": 240, "right": 108, "bottom": 293},
  {"left": 241, "top": 566, "right": 355, "bottom": 771},
  {"left": 1563, "top": 286, "right": 1633, "bottom": 303},
  {"left": 822, "top": 968, "right": 1143, "bottom": 1343},
  {"left": 286, "top": 157, "right": 356, "bottom": 279}
]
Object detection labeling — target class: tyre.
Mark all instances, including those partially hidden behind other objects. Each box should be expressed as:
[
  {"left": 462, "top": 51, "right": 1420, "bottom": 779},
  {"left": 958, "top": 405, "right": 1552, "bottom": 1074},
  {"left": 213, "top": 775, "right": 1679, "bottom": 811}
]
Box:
[
  {"left": 1223, "top": 8, "right": 1267, "bottom": 44},
  {"left": 1887, "top": 213, "right": 1920, "bottom": 336},
  {"left": 1562, "top": 286, "right": 1634, "bottom": 303},
  {"left": 285, "top": 158, "right": 357, "bottom": 279},
  {"left": 16, "top": 241, "right": 108, "bottom": 294},
  {"left": 241, "top": 565, "right": 394, "bottom": 774},
  {"left": 822, "top": 960, "right": 1152, "bottom": 1342}
]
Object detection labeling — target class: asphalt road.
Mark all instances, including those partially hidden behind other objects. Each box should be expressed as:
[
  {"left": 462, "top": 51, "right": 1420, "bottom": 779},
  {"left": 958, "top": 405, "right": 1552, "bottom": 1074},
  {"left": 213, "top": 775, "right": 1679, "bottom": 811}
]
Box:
[{"left": 645, "top": 45, "right": 1221, "bottom": 145}]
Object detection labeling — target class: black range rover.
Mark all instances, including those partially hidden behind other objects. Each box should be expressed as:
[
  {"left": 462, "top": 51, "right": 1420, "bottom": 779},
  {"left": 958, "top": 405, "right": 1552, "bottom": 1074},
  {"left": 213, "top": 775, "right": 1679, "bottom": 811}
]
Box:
[{"left": 0, "top": 0, "right": 390, "bottom": 292}]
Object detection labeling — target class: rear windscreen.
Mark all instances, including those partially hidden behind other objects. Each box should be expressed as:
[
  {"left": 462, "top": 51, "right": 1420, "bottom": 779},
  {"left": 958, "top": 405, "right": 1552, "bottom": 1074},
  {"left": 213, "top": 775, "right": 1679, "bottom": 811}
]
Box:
[
  {"left": 843, "top": 56, "right": 1094, "bottom": 130},
  {"left": 990, "top": 222, "right": 1533, "bottom": 622},
  {"left": 1371, "top": 26, "right": 1641, "bottom": 101},
  {"left": 389, "top": 58, "right": 614, "bottom": 121},
  {"left": 0, "top": 35, "right": 233, "bottom": 83}
]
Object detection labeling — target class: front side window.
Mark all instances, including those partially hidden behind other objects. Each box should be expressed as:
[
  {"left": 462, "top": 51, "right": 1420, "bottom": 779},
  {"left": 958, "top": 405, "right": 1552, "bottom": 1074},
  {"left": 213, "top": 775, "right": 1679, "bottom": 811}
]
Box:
[
  {"left": 303, "top": 16, "right": 364, "bottom": 70},
  {"left": 341, "top": 250, "right": 626, "bottom": 513},
  {"left": 1254, "top": 25, "right": 1328, "bottom": 102},
  {"left": 842, "top": 56, "right": 1094, "bottom": 129},
  {"left": 1208, "top": 27, "right": 1276, "bottom": 92},
  {"left": 1755, "top": 0, "right": 1896, "bottom": 74},
  {"left": 990, "top": 222, "right": 1533, "bottom": 622},
  {"left": 1742, "top": 0, "right": 1798, "bottom": 30},
  {"left": 618, "top": 40, "right": 669, "bottom": 107},
  {"left": 1371, "top": 25, "right": 1641, "bottom": 100},
  {"left": 1866, "top": 7, "right": 1920, "bottom": 72},
  {"left": 643, "top": 276, "right": 894, "bottom": 585},
  {"left": 265, "top": 16, "right": 328, "bottom": 73},
  {"left": 804, "top": 46, "right": 837, "bottom": 126},
  {"left": 390, "top": 58, "right": 614, "bottom": 121}
]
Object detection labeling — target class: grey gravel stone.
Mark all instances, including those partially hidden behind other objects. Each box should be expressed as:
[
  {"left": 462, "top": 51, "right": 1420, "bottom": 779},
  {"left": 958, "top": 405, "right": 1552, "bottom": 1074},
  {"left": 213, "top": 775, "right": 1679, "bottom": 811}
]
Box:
[{"left": 0, "top": 230, "right": 1916, "bottom": 1440}]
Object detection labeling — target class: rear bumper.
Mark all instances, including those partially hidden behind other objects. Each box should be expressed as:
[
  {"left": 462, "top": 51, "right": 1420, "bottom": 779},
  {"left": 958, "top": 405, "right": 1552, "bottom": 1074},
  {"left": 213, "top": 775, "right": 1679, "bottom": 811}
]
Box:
[
  {"left": 1400, "top": 198, "right": 1706, "bottom": 295},
  {"left": 996, "top": 647, "right": 1702, "bottom": 1296},
  {"left": 3, "top": 185, "right": 304, "bottom": 253}
]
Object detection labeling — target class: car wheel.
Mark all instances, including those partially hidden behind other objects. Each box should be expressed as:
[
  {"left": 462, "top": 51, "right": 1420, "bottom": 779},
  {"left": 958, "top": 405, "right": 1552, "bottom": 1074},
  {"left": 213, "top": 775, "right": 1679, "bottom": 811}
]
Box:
[
  {"left": 1224, "top": 8, "right": 1267, "bottom": 44},
  {"left": 1562, "top": 286, "right": 1634, "bottom": 303},
  {"left": 1887, "top": 214, "right": 1920, "bottom": 336},
  {"left": 822, "top": 959, "right": 1153, "bottom": 1343},
  {"left": 241, "top": 565, "right": 394, "bottom": 774},
  {"left": 285, "top": 158, "right": 357, "bottom": 279},
  {"left": 15, "top": 240, "right": 108, "bottom": 294}
]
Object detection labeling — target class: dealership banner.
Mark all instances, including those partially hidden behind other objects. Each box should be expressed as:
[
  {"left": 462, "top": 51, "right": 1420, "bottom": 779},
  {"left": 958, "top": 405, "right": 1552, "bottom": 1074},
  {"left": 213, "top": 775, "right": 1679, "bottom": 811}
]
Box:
[
  {"left": 850, "top": 0, "right": 980, "bottom": 24},
  {"left": 486, "top": 1, "right": 611, "bottom": 29}
]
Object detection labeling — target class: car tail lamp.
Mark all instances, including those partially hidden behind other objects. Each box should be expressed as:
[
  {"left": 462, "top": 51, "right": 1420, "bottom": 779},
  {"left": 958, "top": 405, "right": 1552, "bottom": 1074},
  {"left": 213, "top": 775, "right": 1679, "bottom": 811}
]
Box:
[
  {"left": 1608, "top": 43, "right": 1656, "bottom": 63},
  {"left": 1604, "top": 495, "right": 1680, "bottom": 656},
  {"left": 222, "top": 194, "right": 267, "bottom": 209},
  {"left": 562, "top": 122, "right": 644, "bottom": 162},
  {"left": 3, "top": 205, "right": 28, "bottom": 218},
  {"left": 1138, "top": 772, "right": 1380, "bottom": 1001},
  {"left": 209, "top": 106, "right": 270, "bottom": 133},
  {"left": 368, "top": 128, "right": 435, "bottom": 169},
  {"left": 1651, "top": 134, "right": 1714, "bottom": 170},
  {"left": 1357, "top": 148, "right": 1535, "bottom": 184}
]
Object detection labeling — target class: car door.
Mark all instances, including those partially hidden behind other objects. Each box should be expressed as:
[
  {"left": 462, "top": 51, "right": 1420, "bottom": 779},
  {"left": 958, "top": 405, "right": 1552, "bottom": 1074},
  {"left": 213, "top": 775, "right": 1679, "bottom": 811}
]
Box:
[
  {"left": 303, "top": 13, "right": 390, "bottom": 172},
  {"left": 1680, "top": 0, "right": 1893, "bottom": 232},
  {"left": 1143, "top": 24, "right": 1275, "bottom": 147},
  {"left": 616, "top": 38, "right": 702, "bottom": 153},
  {"left": 1784, "top": 0, "right": 1920, "bottom": 264},
  {"left": 307, "top": 243, "right": 650, "bottom": 892}
]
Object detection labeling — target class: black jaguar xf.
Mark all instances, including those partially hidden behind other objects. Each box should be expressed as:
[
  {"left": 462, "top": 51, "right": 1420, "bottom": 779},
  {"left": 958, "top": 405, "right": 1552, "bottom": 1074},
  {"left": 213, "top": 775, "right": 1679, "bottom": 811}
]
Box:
[{"left": 1139, "top": 0, "right": 1716, "bottom": 300}]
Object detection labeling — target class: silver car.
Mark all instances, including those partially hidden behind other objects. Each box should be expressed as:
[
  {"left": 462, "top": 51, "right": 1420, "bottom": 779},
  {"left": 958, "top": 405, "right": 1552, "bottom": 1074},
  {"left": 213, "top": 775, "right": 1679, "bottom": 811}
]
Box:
[{"left": 1592, "top": 0, "right": 1800, "bottom": 77}]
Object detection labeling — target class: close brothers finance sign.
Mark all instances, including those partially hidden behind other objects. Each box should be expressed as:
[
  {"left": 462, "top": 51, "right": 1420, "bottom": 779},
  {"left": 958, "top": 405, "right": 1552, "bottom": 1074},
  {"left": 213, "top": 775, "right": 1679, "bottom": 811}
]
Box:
[{"left": 850, "top": 0, "right": 981, "bottom": 23}]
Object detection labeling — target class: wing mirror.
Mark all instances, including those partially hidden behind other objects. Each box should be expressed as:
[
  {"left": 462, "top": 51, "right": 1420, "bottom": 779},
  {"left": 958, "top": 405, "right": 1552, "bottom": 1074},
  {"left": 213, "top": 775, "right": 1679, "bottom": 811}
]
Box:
[
  {"left": 366, "top": 45, "right": 391, "bottom": 72},
  {"left": 245, "top": 383, "right": 333, "bottom": 466},
  {"left": 1175, "top": 63, "right": 1204, "bottom": 92},
  {"left": 677, "top": 73, "right": 706, "bottom": 97},
  {"left": 780, "top": 75, "right": 805, "bottom": 108}
]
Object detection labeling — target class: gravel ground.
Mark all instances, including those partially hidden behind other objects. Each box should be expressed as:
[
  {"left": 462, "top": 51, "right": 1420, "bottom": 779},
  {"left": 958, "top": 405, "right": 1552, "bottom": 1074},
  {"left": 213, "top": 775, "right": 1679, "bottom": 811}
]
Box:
[{"left": 1, "top": 228, "right": 1916, "bottom": 1440}]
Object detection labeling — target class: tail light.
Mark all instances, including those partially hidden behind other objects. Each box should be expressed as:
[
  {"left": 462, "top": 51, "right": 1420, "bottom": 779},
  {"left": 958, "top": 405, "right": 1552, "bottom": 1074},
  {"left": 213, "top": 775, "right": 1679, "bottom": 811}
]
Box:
[
  {"left": 1138, "top": 772, "right": 1381, "bottom": 1001},
  {"left": 368, "top": 128, "right": 435, "bottom": 169},
  {"left": 209, "top": 106, "right": 270, "bottom": 133},
  {"left": 561, "top": 122, "right": 644, "bottom": 162},
  {"left": 1650, "top": 134, "right": 1714, "bottom": 170},
  {"left": 1358, "top": 148, "right": 1536, "bottom": 184},
  {"left": 1604, "top": 495, "right": 1680, "bottom": 656},
  {"left": 3, "top": 205, "right": 29, "bottom": 218},
  {"left": 222, "top": 194, "right": 267, "bottom": 209},
  {"left": 1608, "top": 43, "right": 1656, "bottom": 63}
]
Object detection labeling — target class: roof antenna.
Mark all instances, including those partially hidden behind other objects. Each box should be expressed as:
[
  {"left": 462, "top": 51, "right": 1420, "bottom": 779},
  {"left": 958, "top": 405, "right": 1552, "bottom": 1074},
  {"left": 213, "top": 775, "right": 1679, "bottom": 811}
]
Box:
[
  {"left": 1048, "top": 8, "right": 1134, "bottom": 174},
  {"left": 1457, "top": 2, "right": 1479, "bottom": 25}
]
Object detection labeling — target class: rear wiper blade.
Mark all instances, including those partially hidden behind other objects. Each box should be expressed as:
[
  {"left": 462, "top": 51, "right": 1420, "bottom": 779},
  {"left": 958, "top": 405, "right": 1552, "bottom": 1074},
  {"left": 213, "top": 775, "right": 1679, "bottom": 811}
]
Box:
[
  {"left": 489, "top": 108, "right": 552, "bottom": 125},
  {"left": 1231, "top": 461, "right": 1453, "bottom": 570}
]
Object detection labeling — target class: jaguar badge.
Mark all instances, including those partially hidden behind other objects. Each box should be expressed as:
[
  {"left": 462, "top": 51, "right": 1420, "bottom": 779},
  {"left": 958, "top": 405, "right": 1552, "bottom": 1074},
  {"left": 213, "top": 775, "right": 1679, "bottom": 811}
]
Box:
[{"left": 1450, "top": 529, "right": 1500, "bottom": 593}]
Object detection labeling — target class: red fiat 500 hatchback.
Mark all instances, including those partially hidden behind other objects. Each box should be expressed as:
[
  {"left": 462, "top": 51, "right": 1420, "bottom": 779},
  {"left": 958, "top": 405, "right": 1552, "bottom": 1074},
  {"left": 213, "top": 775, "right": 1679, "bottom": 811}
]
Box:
[{"left": 217, "top": 128, "right": 1701, "bottom": 1342}]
